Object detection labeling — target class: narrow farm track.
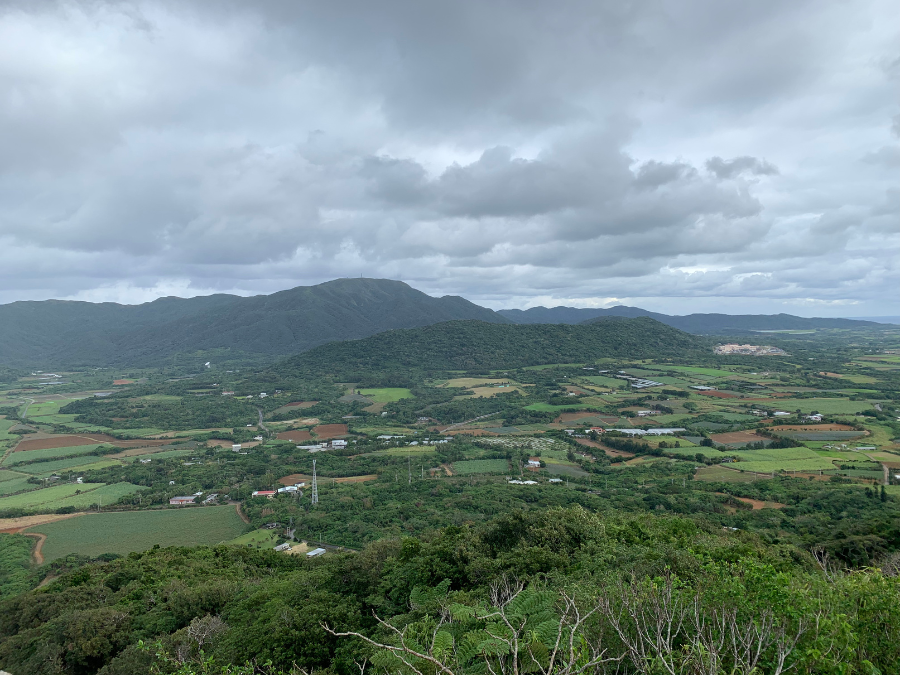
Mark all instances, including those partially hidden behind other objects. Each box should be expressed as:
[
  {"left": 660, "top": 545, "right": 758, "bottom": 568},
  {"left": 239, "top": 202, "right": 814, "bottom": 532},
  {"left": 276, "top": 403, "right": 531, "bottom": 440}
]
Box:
[
  {"left": 235, "top": 503, "right": 250, "bottom": 524},
  {"left": 24, "top": 532, "right": 47, "bottom": 565}
]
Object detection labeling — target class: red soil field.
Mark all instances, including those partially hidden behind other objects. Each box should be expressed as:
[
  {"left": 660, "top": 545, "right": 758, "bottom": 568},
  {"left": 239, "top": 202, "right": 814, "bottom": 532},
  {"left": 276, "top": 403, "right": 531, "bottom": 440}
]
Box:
[
  {"left": 709, "top": 431, "right": 763, "bottom": 444},
  {"left": 277, "top": 429, "right": 313, "bottom": 443},
  {"left": 112, "top": 379, "right": 134, "bottom": 385},
  {"left": 15, "top": 435, "right": 106, "bottom": 452},
  {"left": 312, "top": 424, "right": 349, "bottom": 439}
]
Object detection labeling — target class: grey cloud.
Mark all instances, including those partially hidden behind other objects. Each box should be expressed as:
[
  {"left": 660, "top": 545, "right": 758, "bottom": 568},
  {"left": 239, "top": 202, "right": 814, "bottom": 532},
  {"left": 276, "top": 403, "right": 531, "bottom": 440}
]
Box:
[
  {"left": 705, "top": 156, "right": 779, "bottom": 179},
  {"left": 0, "top": 0, "right": 896, "bottom": 316}
]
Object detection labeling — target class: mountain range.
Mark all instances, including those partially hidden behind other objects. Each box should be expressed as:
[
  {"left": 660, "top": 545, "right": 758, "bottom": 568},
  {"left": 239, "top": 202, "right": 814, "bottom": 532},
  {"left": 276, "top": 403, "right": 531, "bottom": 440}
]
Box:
[
  {"left": 0, "top": 278, "right": 885, "bottom": 368},
  {"left": 498, "top": 305, "right": 882, "bottom": 333}
]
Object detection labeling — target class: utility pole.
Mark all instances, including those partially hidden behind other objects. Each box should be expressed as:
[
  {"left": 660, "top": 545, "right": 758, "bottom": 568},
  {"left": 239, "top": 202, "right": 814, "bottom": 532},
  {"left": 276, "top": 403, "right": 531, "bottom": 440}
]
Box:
[
  {"left": 408, "top": 451, "right": 411, "bottom": 485},
  {"left": 311, "top": 459, "right": 318, "bottom": 506}
]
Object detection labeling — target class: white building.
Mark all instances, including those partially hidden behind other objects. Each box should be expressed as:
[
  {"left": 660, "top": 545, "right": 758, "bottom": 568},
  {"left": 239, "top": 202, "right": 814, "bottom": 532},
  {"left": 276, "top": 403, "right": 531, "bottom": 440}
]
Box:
[{"left": 307, "top": 547, "right": 326, "bottom": 558}]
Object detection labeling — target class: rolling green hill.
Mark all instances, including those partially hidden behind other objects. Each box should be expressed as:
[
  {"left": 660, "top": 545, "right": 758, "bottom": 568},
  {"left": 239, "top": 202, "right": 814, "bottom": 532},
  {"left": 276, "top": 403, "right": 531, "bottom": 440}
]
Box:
[
  {"left": 280, "top": 316, "right": 710, "bottom": 376},
  {"left": 0, "top": 279, "right": 509, "bottom": 368}
]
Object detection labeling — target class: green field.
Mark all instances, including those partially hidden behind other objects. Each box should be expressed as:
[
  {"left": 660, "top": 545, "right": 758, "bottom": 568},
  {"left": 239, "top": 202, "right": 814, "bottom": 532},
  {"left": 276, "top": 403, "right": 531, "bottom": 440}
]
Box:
[
  {"left": 765, "top": 399, "right": 877, "bottom": 414},
  {"left": 48, "top": 482, "right": 147, "bottom": 510},
  {"left": 581, "top": 375, "right": 626, "bottom": 388},
  {"left": 0, "top": 476, "right": 36, "bottom": 497},
  {"left": 731, "top": 447, "right": 821, "bottom": 462},
  {"left": 734, "top": 458, "right": 837, "bottom": 473},
  {"left": 452, "top": 459, "right": 510, "bottom": 474},
  {"left": 14, "top": 455, "right": 114, "bottom": 475},
  {"left": 0, "top": 470, "right": 28, "bottom": 483},
  {"left": 227, "top": 529, "right": 280, "bottom": 548},
  {"left": 25, "top": 459, "right": 120, "bottom": 477},
  {"left": 3, "top": 444, "right": 109, "bottom": 466},
  {"left": 29, "top": 414, "right": 79, "bottom": 424},
  {"left": 358, "top": 388, "right": 414, "bottom": 403},
  {"left": 0, "top": 419, "right": 19, "bottom": 441},
  {"left": 0, "top": 482, "right": 106, "bottom": 510},
  {"left": 27, "top": 506, "right": 247, "bottom": 562},
  {"left": 108, "top": 428, "right": 167, "bottom": 438}
]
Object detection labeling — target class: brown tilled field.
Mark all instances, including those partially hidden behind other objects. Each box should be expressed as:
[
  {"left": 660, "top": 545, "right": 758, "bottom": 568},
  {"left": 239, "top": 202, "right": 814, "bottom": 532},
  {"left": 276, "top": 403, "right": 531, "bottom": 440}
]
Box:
[
  {"left": 697, "top": 391, "right": 739, "bottom": 398},
  {"left": 285, "top": 401, "right": 318, "bottom": 408},
  {"left": 710, "top": 431, "right": 764, "bottom": 444},
  {"left": 277, "top": 429, "right": 313, "bottom": 443},
  {"left": 15, "top": 435, "right": 105, "bottom": 452},
  {"left": 312, "top": 424, "right": 348, "bottom": 439}
]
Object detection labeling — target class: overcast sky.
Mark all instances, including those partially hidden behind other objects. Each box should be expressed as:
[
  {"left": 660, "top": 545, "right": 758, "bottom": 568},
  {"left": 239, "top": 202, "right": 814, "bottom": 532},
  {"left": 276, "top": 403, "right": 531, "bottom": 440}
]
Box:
[{"left": 1, "top": 0, "right": 897, "bottom": 316}]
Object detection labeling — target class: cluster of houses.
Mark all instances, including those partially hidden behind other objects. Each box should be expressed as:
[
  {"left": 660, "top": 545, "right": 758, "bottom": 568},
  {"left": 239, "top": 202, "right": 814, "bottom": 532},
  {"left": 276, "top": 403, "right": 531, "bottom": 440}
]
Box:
[{"left": 714, "top": 344, "right": 786, "bottom": 356}]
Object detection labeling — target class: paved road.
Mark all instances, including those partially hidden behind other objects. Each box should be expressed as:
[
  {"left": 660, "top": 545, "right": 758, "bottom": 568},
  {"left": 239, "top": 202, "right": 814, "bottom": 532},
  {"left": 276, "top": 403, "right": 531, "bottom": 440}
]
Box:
[{"left": 257, "top": 408, "right": 269, "bottom": 434}]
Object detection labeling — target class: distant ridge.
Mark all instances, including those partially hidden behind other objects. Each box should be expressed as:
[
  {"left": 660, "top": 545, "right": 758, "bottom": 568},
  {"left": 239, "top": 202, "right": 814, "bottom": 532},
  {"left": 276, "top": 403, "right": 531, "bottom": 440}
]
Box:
[
  {"left": 499, "top": 305, "right": 883, "bottom": 334},
  {"left": 0, "top": 278, "right": 510, "bottom": 367},
  {"left": 281, "top": 316, "right": 709, "bottom": 376}
]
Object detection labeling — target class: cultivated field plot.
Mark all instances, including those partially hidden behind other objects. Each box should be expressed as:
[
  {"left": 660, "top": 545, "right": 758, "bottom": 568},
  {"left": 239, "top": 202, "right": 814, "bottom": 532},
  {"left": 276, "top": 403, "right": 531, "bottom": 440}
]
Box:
[
  {"left": 777, "top": 431, "right": 868, "bottom": 441},
  {"left": 0, "top": 482, "right": 105, "bottom": 510},
  {"left": 46, "top": 482, "right": 146, "bottom": 510},
  {"left": 28, "top": 506, "right": 247, "bottom": 562},
  {"left": 14, "top": 435, "right": 103, "bottom": 453},
  {"left": 766, "top": 399, "right": 878, "bottom": 415},
  {"left": 480, "top": 437, "right": 568, "bottom": 451},
  {"left": 735, "top": 458, "right": 837, "bottom": 473},
  {"left": 4, "top": 443, "right": 109, "bottom": 466},
  {"left": 312, "top": 424, "right": 349, "bottom": 439},
  {"left": 0, "top": 470, "right": 27, "bottom": 483},
  {"left": 452, "top": 459, "right": 510, "bottom": 474},
  {"left": 0, "top": 476, "right": 35, "bottom": 497},
  {"left": 710, "top": 431, "right": 767, "bottom": 446},
  {"left": 14, "top": 456, "right": 117, "bottom": 475},
  {"left": 227, "top": 529, "right": 279, "bottom": 548},
  {"left": 358, "top": 388, "right": 414, "bottom": 402},
  {"left": 544, "top": 462, "right": 589, "bottom": 477}
]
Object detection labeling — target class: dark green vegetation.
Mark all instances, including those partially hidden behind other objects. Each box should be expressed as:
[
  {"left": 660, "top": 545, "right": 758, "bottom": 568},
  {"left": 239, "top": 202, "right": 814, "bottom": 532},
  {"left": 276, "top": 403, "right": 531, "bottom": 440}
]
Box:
[
  {"left": 0, "top": 278, "right": 508, "bottom": 369},
  {"left": 0, "top": 534, "right": 36, "bottom": 600},
  {"left": 501, "top": 304, "right": 884, "bottom": 334},
  {"left": 1, "top": 294, "right": 900, "bottom": 674},
  {"left": 283, "top": 317, "right": 709, "bottom": 377},
  {"left": 2, "top": 508, "right": 900, "bottom": 675}
]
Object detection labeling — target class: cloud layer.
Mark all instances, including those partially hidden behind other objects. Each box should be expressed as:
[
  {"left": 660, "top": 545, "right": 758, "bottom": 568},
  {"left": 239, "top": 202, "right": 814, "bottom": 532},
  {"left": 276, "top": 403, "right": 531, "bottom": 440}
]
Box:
[{"left": 0, "top": 0, "right": 897, "bottom": 315}]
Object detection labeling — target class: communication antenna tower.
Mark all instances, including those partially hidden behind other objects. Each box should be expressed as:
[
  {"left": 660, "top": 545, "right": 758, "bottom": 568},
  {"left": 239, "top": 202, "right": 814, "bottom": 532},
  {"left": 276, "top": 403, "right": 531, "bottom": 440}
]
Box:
[{"left": 311, "top": 459, "right": 319, "bottom": 506}]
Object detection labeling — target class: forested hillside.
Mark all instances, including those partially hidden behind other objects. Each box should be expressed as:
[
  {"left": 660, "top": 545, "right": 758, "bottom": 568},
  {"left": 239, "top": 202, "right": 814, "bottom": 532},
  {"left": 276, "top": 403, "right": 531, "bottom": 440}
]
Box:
[
  {"left": 2, "top": 507, "right": 899, "bottom": 675},
  {"left": 279, "top": 317, "right": 709, "bottom": 377},
  {"left": 0, "top": 279, "right": 508, "bottom": 368}
]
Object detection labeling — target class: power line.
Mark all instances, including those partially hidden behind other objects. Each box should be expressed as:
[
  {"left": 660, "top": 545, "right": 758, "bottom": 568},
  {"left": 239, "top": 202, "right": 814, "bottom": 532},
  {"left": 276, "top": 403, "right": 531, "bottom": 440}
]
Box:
[{"left": 311, "top": 459, "right": 319, "bottom": 506}]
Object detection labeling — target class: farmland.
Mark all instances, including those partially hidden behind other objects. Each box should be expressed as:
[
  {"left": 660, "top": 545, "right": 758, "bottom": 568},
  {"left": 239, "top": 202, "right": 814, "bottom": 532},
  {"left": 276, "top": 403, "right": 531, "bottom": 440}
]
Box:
[
  {"left": 13, "top": 456, "right": 119, "bottom": 475},
  {"left": 28, "top": 506, "right": 247, "bottom": 562},
  {"left": 358, "top": 387, "right": 414, "bottom": 402},
  {"left": 3, "top": 443, "right": 109, "bottom": 466}
]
